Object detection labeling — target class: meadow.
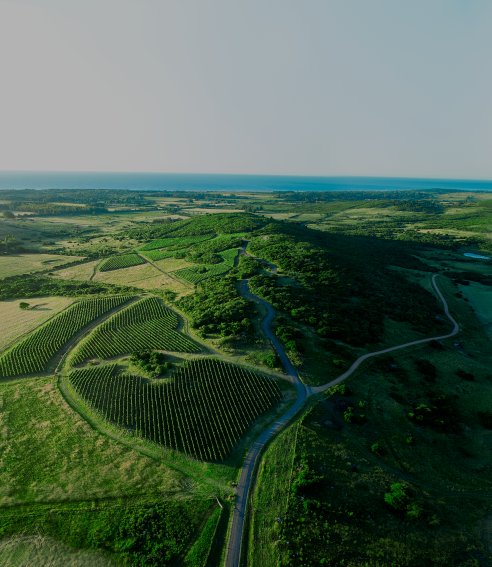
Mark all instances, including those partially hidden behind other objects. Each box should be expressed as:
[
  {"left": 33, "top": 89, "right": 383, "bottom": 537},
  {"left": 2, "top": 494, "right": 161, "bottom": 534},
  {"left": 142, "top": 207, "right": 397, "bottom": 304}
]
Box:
[{"left": 0, "top": 253, "right": 85, "bottom": 278}]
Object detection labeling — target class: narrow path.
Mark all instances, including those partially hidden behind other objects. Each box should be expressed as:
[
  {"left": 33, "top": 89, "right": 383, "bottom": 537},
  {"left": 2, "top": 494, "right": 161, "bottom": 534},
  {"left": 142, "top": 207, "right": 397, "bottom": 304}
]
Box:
[
  {"left": 308, "top": 274, "right": 459, "bottom": 395},
  {"left": 225, "top": 255, "right": 460, "bottom": 566}
]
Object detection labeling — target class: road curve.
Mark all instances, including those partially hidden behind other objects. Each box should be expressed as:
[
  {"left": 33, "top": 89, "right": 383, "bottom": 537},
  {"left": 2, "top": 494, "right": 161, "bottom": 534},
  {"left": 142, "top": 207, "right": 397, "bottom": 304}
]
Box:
[
  {"left": 308, "top": 274, "right": 459, "bottom": 395},
  {"left": 225, "top": 265, "right": 458, "bottom": 567},
  {"left": 225, "top": 249, "right": 307, "bottom": 567}
]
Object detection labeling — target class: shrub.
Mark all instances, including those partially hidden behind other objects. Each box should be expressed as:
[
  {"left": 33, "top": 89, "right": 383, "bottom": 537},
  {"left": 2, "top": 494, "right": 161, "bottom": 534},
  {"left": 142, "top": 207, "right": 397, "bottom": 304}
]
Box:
[
  {"left": 406, "top": 502, "right": 423, "bottom": 519},
  {"left": 291, "top": 460, "right": 324, "bottom": 496},
  {"left": 478, "top": 411, "right": 492, "bottom": 430},
  {"left": 130, "top": 350, "right": 170, "bottom": 376},
  {"left": 429, "top": 339, "right": 444, "bottom": 350},
  {"left": 456, "top": 368, "right": 475, "bottom": 381},
  {"left": 329, "top": 383, "right": 352, "bottom": 396},
  {"left": 415, "top": 359, "right": 437, "bottom": 382},
  {"left": 384, "top": 483, "right": 407, "bottom": 509},
  {"left": 371, "top": 442, "right": 382, "bottom": 455},
  {"left": 19, "top": 302, "right": 30, "bottom": 310}
]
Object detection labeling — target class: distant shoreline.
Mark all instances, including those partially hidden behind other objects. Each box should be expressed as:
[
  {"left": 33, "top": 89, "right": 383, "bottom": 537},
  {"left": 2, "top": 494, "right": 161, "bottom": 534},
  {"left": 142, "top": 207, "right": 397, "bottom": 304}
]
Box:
[{"left": 0, "top": 171, "right": 491, "bottom": 192}]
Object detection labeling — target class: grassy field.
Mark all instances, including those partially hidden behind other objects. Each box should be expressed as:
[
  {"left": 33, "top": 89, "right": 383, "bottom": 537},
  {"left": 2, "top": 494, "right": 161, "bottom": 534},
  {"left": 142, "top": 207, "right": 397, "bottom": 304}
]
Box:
[
  {"left": 154, "top": 256, "right": 199, "bottom": 272},
  {"left": 50, "top": 259, "right": 102, "bottom": 281},
  {"left": 0, "top": 535, "right": 116, "bottom": 567},
  {"left": 92, "top": 262, "right": 190, "bottom": 293},
  {"left": 0, "top": 296, "right": 74, "bottom": 353},
  {"left": 247, "top": 422, "right": 299, "bottom": 567},
  {"left": 0, "top": 376, "right": 190, "bottom": 508},
  {"left": 0, "top": 253, "right": 85, "bottom": 277},
  {"left": 460, "top": 281, "right": 492, "bottom": 342}
]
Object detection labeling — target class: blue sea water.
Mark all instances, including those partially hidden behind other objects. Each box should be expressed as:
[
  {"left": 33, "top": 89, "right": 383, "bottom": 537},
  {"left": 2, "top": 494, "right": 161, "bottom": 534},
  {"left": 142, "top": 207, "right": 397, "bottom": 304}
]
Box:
[{"left": 0, "top": 171, "right": 491, "bottom": 193}]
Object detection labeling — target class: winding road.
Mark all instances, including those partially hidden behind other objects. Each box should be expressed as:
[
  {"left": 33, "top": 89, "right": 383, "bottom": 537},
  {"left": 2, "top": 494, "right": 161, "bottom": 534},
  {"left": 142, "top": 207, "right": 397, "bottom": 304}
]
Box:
[{"left": 225, "top": 245, "right": 460, "bottom": 567}]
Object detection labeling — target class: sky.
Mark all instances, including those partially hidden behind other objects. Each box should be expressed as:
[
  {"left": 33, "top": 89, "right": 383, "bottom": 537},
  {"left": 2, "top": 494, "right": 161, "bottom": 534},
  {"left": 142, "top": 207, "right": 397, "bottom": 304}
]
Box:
[{"left": 0, "top": 0, "right": 491, "bottom": 179}]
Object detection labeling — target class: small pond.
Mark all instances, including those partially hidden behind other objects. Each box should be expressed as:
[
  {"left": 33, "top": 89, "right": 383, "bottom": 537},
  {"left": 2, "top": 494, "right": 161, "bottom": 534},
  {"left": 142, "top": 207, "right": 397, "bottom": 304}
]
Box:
[{"left": 464, "top": 253, "right": 491, "bottom": 260}]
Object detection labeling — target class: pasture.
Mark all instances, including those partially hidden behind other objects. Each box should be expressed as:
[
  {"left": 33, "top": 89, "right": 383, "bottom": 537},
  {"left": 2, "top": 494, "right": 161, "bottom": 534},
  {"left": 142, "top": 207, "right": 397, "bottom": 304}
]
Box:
[{"left": 0, "top": 253, "right": 85, "bottom": 278}]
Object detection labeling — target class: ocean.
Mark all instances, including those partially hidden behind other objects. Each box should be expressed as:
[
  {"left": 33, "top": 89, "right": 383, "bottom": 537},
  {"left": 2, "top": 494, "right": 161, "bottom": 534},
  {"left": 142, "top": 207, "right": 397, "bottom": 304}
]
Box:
[{"left": 0, "top": 171, "right": 491, "bottom": 193}]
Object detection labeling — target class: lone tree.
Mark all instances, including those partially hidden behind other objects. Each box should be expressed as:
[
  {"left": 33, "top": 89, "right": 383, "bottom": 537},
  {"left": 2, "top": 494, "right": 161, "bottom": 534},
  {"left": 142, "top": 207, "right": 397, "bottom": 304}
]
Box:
[
  {"left": 4, "top": 234, "right": 17, "bottom": 250},
  {"left": 2, "top": 210, "right": 15, "bottom": 220},
  {"left": 19, "top": 302, "right": 30, "bottom": 310}
]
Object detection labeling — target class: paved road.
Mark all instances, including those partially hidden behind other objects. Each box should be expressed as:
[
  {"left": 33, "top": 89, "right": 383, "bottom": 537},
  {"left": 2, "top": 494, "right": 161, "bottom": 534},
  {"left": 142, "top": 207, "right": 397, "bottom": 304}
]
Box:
[
  {"left": 225, "top": 249, "right": 307, "bottom": 567},
  {"left": 225, "top": 263, "right": 459, "bottom": 567}
]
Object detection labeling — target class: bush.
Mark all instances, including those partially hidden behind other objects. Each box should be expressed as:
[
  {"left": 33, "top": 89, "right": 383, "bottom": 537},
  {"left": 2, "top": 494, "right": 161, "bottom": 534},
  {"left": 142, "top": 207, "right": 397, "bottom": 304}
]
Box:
[
  {"left": 415, "top": 359, "right": 437, "bottom": 382},
  {"left": 291, "top": 459, "right": 324, "bottom": 496},
  {"left": 429, "top": 339, "right": 444, "bottom": 350},
  {"left": 384, "top": 483, "right": 407, "bottom": 509},
  {"left": 371, "top": 442, "right": 382, "bottom": 455},
  {"left": 478, "top": 411, "right": 492, "bottom": 429},
  {"left": 329, "top": 383, "right": 352, "bottom": 396},
  {"left": 406, "top": 502, "right": 423, "bottom": 519},
  {"left": 130, "top": 350, "right": 169, "bottom": 376},
  {"left": 19, "top": 302, "right": 30, "bottom": 310},
  {"left": 456, "top": 368, "right": 475, "bottom": 381}
]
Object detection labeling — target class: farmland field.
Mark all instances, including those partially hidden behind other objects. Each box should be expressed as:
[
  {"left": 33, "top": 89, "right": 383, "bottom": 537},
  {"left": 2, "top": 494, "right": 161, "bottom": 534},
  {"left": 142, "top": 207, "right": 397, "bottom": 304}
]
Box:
[
  {"left": 99, "top": 254, "right": 146, "bottom": 271},
  {"left": 0, "top": 296, "right": 132, "bottom": 377},
  {"left": 153, "top": 256, "right": 199, "bottom": 272},
  {"left": 69, "top": 296, "right": 199, "bottom": 364},
  {"left": 67, "top": 358, "right": 283, "bottom": 461},
  {"left": 0, "top": 253, "right": 85, "bottom": 277},
  {"left": 93, "top": 262, "right": 190, "bottom": 293},
  {"left": 0, "top": 296, "right": 74, "bottom": 353},
  {"left": 139, "top": 248, "right": 187, "bottom": 261},
  {"left": 218, "top": 247, "right": 239, "bottom": 266},
  {"left": 48, "top": 259, "right": 101, "bottom": 281},
  {"left": 139, "top": 234, "right": 214, "bottom": 251},
  {"left": 460, "top": 281, "right": 492, "bottom": 342},
  {"left": 0, "top": 376, "right": 188, "bottom": 508},
  {"left": 173, "top": 263, "right": 231, "bottom": 284}
]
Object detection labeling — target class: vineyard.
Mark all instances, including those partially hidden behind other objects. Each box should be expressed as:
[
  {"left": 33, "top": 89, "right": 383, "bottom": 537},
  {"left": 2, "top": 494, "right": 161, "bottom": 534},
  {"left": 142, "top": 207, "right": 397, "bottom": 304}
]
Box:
[
  {"left": 0, "top": 296, "right": 132, "bottom": 378},
  {"left": 99, "top": 254, "right": 146, "bottom": 271},
  {"left": 69, "top": 296, "right": 199, "bottom": 365},
  {"left": 173, "top": 263, "right": 231, "bottom": 285},
  {"left": 188, "top": 233, "right": 246, "bottom": 255},
  {"left": 218, "top": 248, "right": 239, "bottom": 266},
  {"left": 67, "top": 358, "right": 283, "bottom": 461},
  {"left": 139, "top": 235, "right": 214, "bottom": 252},
  {"left": 139, "top": 249, "right": 187, "bottom": 261}
]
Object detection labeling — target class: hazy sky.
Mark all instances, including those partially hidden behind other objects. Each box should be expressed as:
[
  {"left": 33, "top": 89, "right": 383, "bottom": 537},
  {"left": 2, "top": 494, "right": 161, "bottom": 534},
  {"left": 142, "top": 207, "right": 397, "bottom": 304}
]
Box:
[{"left": 0, "top": 0, "right": 491, "bottom": 178}]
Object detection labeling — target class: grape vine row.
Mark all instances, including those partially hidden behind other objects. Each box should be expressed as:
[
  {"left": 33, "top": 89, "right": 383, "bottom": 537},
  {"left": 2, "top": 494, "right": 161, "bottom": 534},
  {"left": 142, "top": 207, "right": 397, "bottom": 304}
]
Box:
[
  {"left": 139, "top": 235, "right": 214, "bottom": 251},
  {"left": 0, "top": 296, "right": 132, "bottom": 378},
  {"left": 140, "top": 249, "right": 186, "bottom": 261},
  {"left": 173, "top": 264, "right": 231, "bottom": 285},
  {"left": 67, "top": 358, "right": 283, "bottom": 461},
  {"left": 217, "top": 248, "right": 239, "bottom": 267},
  {"left": 99, "top": 254, "right": 146, "bottom": 271},
  {"left": 70, "top": 297, "right": 199, "bottom": 365}
]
